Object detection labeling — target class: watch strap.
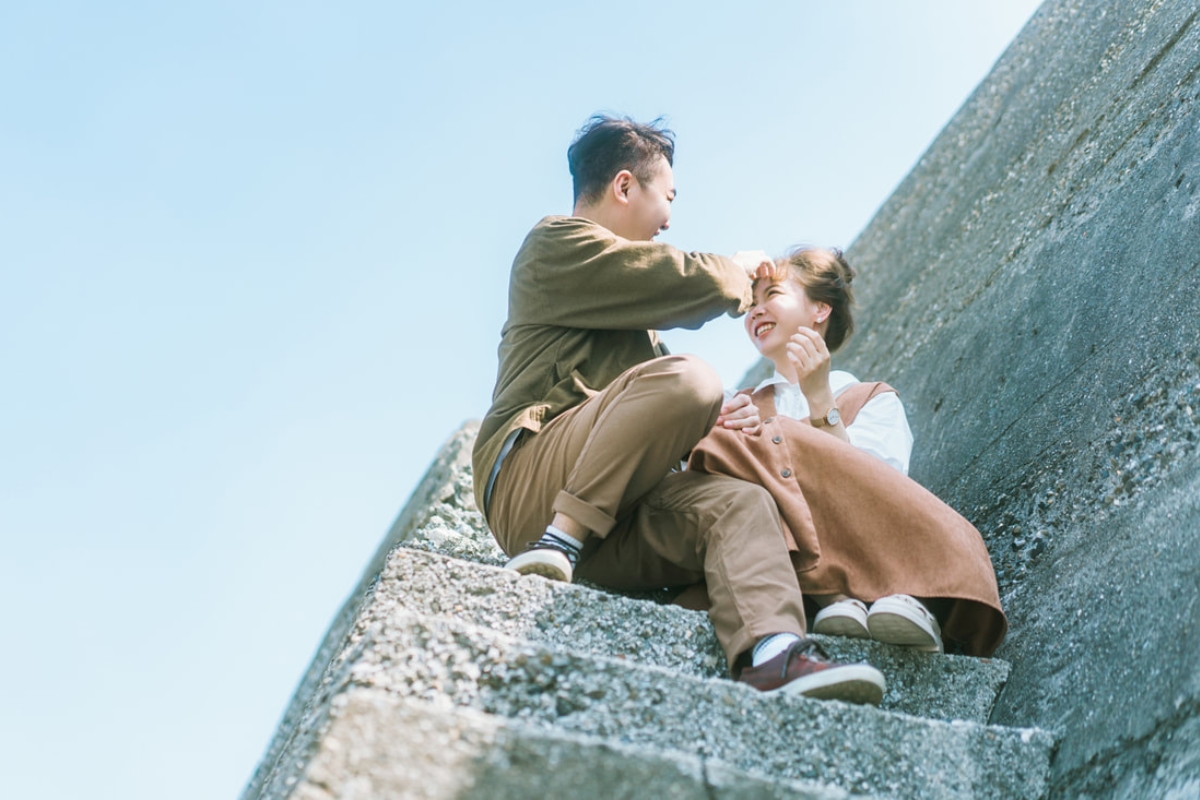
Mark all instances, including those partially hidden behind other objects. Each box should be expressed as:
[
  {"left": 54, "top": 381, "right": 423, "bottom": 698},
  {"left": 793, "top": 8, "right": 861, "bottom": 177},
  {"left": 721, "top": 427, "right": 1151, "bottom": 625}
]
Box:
[{"left": 811, "top": 406, "right": 841, "bottom": 428}]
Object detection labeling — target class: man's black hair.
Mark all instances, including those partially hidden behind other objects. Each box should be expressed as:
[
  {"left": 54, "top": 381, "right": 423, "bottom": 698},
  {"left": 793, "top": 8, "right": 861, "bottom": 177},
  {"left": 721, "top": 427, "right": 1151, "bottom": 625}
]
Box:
[{"left": 567, "top": 114, "right": 675, "bottom": 205}]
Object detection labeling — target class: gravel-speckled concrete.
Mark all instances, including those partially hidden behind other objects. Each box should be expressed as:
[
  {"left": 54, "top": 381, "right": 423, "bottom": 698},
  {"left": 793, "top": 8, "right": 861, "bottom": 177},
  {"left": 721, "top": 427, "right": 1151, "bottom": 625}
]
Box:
[
  {"left": 342, "top": 606, "right": 1052, "bottom": 799},
  {"left": 243, "top": 419, "right": 1051, "bottom": 800},
  {"left": 241, "top": 424, "right": 483, "bottom": 800},
  {"left": 288, "top": 689, "right": 864, "bottom": 800},
  {"left": 384, "top": 546, "right": 1011, "bottom": 724}
]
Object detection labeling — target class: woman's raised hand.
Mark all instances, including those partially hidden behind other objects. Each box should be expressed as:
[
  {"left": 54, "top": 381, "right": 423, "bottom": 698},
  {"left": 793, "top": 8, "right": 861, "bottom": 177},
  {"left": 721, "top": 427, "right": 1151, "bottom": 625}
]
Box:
[
  {"left": 716, "top": 392, "right": 762, "bottom": 435},
  {"left": 786, "top": 327, "right": 832, "bottom": 398}
]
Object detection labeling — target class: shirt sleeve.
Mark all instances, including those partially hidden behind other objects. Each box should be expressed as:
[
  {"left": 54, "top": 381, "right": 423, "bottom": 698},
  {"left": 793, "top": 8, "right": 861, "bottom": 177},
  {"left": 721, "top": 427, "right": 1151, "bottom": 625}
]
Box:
[
  {"left": 511, "top": 217, "right": 753, "bottom": 331},
  {"left": 846, "top": 392, "right": 913, "bottom": 475}
]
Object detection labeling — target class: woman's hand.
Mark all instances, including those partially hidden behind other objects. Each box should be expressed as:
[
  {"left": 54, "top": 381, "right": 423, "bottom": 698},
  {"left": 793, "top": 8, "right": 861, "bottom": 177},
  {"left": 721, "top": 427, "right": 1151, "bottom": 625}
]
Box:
[
  {"left": 788, "top": 327, "right": 850, "bottom": 441},
  {"left": 716, "top": 392, "right": 761, "bottom": 435},
  {"left": 786, "top": 327, "right": 833, "bottom": 397}
]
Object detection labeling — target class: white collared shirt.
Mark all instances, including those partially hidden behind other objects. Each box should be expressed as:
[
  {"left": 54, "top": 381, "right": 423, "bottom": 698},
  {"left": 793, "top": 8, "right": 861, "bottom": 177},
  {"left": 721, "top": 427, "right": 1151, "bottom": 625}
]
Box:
[{"left": 751, "top": 370, "right": 913, "bottom": 475}]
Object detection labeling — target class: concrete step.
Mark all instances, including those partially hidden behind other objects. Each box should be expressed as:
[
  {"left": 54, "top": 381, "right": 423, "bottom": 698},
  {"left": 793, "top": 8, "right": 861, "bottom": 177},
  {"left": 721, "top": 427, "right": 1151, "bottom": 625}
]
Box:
[
  {"left": 281, "top": 687, "right": 871, "bottom": 800},
  {"left": 244, "top": 426, "right": 1053, "bottom": 800},
  {"left": 346, "top": 600, "right": 1053, "bottom": 799},
  {"left": 383, "top": 546, "right": 1012, "bottom": 725}
]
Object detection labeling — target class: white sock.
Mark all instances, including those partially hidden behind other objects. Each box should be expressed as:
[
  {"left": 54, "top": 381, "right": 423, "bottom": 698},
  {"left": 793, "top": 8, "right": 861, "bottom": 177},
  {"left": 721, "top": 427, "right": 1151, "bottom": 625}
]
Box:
[
  {"left": 536, "top": 525, "right": 584, "bottom": 565},
  {"left": 752, "top": 633, "right": 803, "bottom": 666},
  {"left": 545, "top": 525, "right": 584, "bottom": 548}
]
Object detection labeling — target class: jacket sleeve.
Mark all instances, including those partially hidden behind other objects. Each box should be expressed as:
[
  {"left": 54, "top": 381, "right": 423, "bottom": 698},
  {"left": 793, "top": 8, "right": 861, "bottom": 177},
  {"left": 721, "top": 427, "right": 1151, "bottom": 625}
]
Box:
[{"left": 510, "top": 217, "right": 754, "bottom": 331}]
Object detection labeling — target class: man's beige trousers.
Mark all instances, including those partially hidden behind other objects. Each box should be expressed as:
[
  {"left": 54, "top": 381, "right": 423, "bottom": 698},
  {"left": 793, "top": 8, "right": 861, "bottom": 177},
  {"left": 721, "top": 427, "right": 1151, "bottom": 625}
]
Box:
[{"left": 487, "top": 355, "right": 807, "bottom": 667}]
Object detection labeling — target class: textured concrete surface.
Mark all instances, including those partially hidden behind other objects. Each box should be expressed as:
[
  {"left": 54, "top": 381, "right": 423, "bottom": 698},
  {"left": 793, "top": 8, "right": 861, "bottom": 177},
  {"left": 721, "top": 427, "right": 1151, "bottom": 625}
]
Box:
[
  {"left": 385, "top": 546, "right": 1011, "bottom": 724},
  {"left": 812, "top": 0, "right": 1200, "bottom": 795},
  {"left": 288, "top": 689, "right": 862, "bottom": 800},
  {"left": 344, "top": 608, "right": 1052, "bottom": 799},
  {"left": 992, "top": 455, "right": 1200, "bottom": 797},
  {"left": 243, "top": 421, "right": 1047, "bottom": 799},
  {"left": 241, "top": 424, "right": 481, "bottom": 800}
]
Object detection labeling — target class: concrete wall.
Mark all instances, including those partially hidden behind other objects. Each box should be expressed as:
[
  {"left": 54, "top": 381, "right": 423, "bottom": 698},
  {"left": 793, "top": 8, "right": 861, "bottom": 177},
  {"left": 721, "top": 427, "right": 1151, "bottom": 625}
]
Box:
[{"left": 829, "top": 0, "right": 1200, "bottom": 795}]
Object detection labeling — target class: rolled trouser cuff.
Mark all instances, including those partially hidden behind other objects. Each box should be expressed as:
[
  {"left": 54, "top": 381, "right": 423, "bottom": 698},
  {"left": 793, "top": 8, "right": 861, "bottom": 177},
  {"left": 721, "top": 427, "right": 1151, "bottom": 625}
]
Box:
[{"left": 552, "top": 490, "right": 617, "bottom": 538}]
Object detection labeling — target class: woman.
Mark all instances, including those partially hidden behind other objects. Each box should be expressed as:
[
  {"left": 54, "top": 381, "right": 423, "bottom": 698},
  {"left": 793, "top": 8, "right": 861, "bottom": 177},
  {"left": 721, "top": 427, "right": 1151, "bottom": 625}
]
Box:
[{"left": 687, "top": 247, "right": 1006, "bottom": 657}]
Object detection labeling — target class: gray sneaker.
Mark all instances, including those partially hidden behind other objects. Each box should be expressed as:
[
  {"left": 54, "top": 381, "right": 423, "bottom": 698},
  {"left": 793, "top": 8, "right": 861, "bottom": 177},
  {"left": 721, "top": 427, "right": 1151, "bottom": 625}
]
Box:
[
  {"left": 813, "top": 598, "right": 871, "bottom": 639},
  {"left": 867, "top": 594, "right": 943, "bottom": 653}
]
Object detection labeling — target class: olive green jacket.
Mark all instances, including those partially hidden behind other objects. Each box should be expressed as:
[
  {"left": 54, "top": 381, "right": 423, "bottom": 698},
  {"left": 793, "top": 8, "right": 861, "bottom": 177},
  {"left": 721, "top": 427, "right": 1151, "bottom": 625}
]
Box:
[{"left": 473, "top": 215, "right": 754, "bottom": 511}]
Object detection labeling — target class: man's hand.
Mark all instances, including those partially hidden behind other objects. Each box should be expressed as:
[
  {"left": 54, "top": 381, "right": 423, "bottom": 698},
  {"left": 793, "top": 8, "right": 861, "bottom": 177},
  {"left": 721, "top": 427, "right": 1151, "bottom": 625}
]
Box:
[
  {"left": 732, "top": 250, "right": 774, "bottom": 278},
  {"left": 716, "top": 392, "right": 762, "bottom": 435}
]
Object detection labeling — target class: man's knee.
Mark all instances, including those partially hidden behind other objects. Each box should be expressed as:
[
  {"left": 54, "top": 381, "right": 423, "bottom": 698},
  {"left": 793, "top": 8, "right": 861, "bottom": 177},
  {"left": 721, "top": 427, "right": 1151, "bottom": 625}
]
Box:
[{"left": 650, "top": 354, "right": 724, "bottom": 415}]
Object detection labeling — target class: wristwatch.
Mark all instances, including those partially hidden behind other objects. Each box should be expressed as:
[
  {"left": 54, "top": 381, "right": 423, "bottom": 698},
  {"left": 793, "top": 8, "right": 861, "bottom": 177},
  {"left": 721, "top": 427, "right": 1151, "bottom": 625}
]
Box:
[{"left": 810, "top": 406, "right": 842, "bottom": 428}]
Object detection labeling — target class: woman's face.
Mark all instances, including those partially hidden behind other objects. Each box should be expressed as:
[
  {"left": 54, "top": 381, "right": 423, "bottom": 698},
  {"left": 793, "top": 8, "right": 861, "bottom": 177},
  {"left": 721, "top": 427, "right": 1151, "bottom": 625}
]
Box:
[{"left": 744, "top": 277, "right": 829, "bottom": 363}]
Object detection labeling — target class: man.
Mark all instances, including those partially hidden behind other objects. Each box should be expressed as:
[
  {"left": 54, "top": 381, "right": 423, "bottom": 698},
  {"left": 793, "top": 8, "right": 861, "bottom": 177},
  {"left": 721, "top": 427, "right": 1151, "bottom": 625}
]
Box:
[{"left": 474, "top": 114, "right": 885, "bottom": 704}]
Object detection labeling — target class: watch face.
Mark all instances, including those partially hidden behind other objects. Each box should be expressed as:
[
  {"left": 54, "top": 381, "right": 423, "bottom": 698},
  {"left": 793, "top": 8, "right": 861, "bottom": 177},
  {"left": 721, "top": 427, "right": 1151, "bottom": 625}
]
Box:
[{"left": 827, "top": 407, "right": 841, "bottom": 426}]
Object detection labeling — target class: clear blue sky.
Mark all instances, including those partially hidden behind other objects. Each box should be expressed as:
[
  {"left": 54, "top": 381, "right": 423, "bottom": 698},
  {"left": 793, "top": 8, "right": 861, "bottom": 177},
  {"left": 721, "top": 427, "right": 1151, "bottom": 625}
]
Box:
[{"left": 1, "top": 2, "right": 1041, "bottom": 797}]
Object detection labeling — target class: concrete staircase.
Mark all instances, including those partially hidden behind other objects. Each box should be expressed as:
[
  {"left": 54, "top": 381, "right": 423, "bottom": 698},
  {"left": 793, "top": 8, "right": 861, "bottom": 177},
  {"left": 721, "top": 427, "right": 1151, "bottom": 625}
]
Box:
[{"left": 242, "top": 425, "right": 1057, "bottom": 799}]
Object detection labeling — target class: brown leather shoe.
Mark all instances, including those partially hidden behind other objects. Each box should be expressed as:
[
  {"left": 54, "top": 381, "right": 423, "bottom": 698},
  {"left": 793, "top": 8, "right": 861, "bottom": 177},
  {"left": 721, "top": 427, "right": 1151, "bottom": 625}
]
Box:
[{"left": 738, "top": 639, "right": 885, "bottom": 706}]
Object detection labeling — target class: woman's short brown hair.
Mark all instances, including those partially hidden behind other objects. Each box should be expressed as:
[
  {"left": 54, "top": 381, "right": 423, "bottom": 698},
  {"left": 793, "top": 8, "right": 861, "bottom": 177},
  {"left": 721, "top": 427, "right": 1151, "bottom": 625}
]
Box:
[{"left": 775, "top": 247, "right": 857, "bottom": 352}]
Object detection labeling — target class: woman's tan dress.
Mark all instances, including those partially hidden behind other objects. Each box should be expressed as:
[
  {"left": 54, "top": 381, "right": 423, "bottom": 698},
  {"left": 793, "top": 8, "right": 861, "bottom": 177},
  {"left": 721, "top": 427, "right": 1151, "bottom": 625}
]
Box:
[{"left": 686, "top": 382, "right": 1007, "bottom": 657}]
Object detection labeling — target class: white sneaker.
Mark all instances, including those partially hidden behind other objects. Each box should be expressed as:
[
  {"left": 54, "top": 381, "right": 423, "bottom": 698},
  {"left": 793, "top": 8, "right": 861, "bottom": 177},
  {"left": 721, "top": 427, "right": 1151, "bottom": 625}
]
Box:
[
  {"left": 812, "top": 598, "right": 871, "bottom": 639},
  {"left": 504, "top": 546, "right": 573, "bottom": 582},
  {"left": 867, "top": 594, "right": 943, "bottom": 653}
]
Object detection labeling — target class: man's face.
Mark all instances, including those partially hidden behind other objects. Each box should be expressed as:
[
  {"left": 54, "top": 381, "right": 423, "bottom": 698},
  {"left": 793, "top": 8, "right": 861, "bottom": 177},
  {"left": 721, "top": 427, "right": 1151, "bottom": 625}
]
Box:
[{"left": 622, "top": 156, "right": 675, "bottom": 241}]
